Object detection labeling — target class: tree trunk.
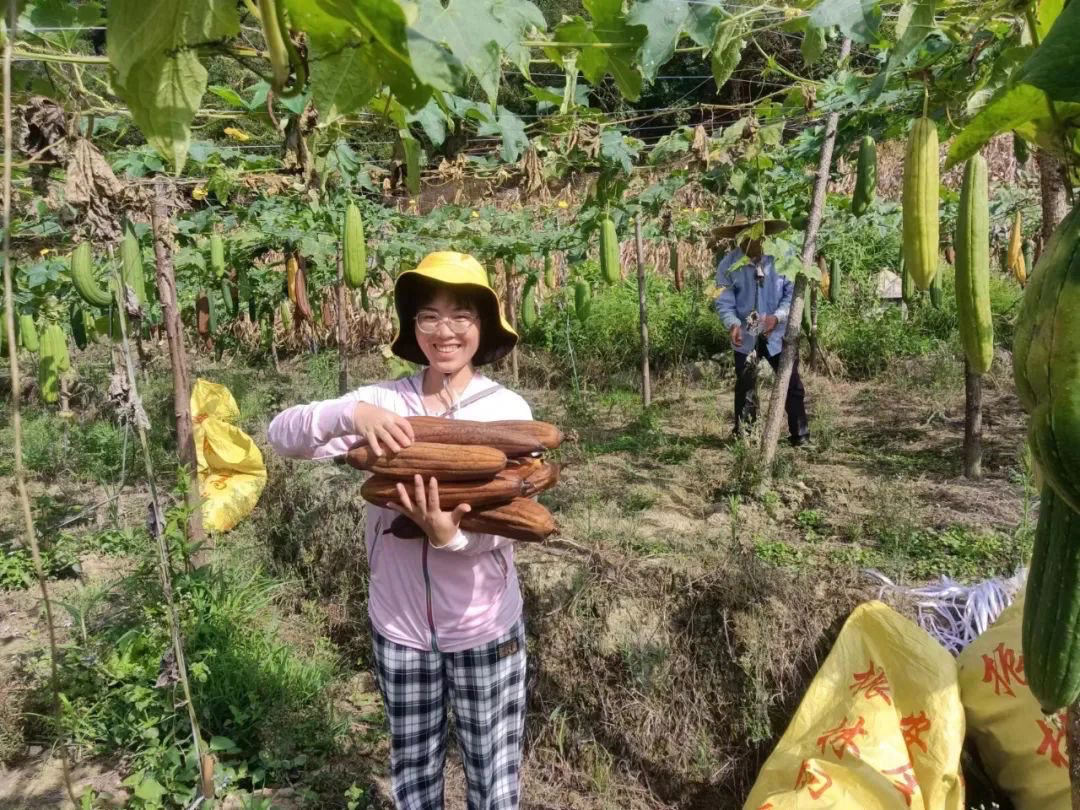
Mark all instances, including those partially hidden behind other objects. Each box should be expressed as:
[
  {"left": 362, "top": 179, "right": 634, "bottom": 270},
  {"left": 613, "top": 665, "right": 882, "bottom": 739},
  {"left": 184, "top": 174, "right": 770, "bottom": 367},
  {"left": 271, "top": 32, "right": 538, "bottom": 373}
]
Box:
[
  {"left": 150, "top": 183, "right": 208, "bottom": 559},
  {"left": 963, "top": 361, "right": 983, "bottom": 480},
  {"left": 635, "top": 216, "right": 652, "bottom": 408},
  {"left": 669, "top": 240, "right": 683, "bottom": 292},
  {"left": 503, "top": 260, "right": 519, "bottom": 385},
  {"left": 336, "top": 251, "right": 349, "bottom": 395},
  {"left": 808, "top": 284, "right": 820, "bottom": 370},
  {"left": 758, "top": 39, "right": 851, "bottom": 475},
  {"left": 1038, "top": 150, "right": 1069, "bottom": 246}
]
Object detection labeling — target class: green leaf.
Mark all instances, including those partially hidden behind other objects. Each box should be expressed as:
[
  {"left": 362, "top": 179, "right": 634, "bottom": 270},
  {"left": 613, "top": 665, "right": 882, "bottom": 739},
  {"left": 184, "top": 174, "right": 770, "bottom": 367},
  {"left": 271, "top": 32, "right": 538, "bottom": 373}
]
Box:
[
  {"left": 809, "top": 0, "right": 880, "bottom": 44},
  {"left": 209, "top": 735, "right": 239, "bottom": 752},
  {"left": 628, "top": 0, "right": 691, "bottom": 83},
  {"left": 945, "top": 83, "right": 1048, "bottom": 168},
  {"left": 684, "top": 0, "right": 725, "bottom": 47},
  {"left": 894, "top": 0, "right": 915, "bottom": 39},
  {"left": 1033, "top": 0, "right": 1065, "bottom": 40},
  {"left": 1014, "top": 0, "right": 1080, "bottom": 103},
  {"left": 599, "top": 128, "right": 639, "bottom": 173},
  {"left": 548, "top": 0, "right": 647, "bottom": 101},
  {"left": 309, "top": 46, "right": 380, "bottom": 123},
  {"left": 710, "top": 22, "right": 744, "bottom": 90},
  {"left": 413, "top": 0, "right": 545, "bottom": 104},
  {"left": 108, "top": 0, "right": 239, "bottom": 173},
  {"left": 801, "top": 25, "right": 827, "bottom": 67},
  {"left": 207, "top": 86, "right": 250, "bottom": 110},
  {"left": 408, "top": 98, "right": 449, "bottom": 147},
  {"left": 869, "top": 0, "right": 934, "bottom": 96},
  {"left": 132, "top": 776, "right": 166, "bottom": 803},
  {"left": 291, "top": 0, "right": 433, "bottom": 109},
  {"left": 29, "top": 0, "right": 75, "bottom": 29},
  {"left": 477, "top": 107, "right": 528, "bottom": 162}
]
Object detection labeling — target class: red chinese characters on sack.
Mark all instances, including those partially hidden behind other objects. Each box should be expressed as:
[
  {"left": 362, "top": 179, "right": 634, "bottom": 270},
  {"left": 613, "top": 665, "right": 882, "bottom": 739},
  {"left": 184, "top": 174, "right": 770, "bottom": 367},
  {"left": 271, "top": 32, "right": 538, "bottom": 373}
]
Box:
[
  {"left": 883, "top": 761, "right": 919, "bottom": 807},
  {"left": 850, "top": 659, "right": 893, "bottom": 705},
  {"left": 816, "top": 715, "right": 868, "bottom": 760},
  {"left": 755, "top": 804, "right": 774, "bottom": 810},
  {"left": 794, "top": 759, "right": 834, "bottom": 799},
  {"left": 1037, "top": 713, "right": 1068, "bottom": 768},
  {"left": 900, "top": 711, "right": 931, "bottom": 757},
  {"left": 981, "top": 642, "right": 1026, "bottom": 697}
]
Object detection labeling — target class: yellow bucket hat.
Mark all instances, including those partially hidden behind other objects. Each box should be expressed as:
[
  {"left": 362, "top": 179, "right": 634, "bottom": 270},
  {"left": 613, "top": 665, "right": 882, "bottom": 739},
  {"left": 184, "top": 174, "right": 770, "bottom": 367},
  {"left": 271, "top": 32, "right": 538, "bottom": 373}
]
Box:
[{"left": 391, "top": 251, "right": 518, "bottom": 366}]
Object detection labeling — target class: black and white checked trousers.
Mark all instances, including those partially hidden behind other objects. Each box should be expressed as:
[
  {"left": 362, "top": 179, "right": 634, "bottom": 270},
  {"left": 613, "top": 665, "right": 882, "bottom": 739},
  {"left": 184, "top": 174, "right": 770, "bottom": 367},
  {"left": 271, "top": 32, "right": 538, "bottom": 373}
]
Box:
[{"left": 371, "top": 618, "right": 527, "bottom": 810}]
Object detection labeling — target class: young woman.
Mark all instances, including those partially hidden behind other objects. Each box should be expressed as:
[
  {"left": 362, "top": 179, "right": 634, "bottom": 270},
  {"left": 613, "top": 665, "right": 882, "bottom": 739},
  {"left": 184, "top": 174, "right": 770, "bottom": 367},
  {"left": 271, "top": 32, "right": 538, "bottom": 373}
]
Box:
[{"left": 267, "top": 252, "right": 531, "bottom": 810}]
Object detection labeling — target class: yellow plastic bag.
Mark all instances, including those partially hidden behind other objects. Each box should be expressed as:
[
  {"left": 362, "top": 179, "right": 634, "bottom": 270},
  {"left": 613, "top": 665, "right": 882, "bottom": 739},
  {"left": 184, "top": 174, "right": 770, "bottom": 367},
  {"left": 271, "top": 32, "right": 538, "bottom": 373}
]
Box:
[
  {"left": 957, "top": 590, "right": 1069, "bottom": 810},
  {"left": 191, "top": 379, "right": 267, "bottom": 532},
  {"left": 743, "top": 601, "right": 965, "bottom": 810}
]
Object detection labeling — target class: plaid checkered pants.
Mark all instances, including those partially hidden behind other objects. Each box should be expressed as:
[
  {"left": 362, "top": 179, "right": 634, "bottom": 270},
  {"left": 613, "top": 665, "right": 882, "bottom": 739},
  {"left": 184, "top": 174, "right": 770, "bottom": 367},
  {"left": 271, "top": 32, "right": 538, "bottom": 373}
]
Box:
[{"left": 372, "top": 618, "right": 527, "bottom": 810}]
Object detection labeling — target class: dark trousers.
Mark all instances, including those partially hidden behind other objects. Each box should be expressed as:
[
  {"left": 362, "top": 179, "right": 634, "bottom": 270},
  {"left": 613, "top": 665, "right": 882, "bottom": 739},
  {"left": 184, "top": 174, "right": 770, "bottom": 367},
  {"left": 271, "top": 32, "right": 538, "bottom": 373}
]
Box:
[{"left": 733, "top": 339, "right": 809, "bottom": 444}]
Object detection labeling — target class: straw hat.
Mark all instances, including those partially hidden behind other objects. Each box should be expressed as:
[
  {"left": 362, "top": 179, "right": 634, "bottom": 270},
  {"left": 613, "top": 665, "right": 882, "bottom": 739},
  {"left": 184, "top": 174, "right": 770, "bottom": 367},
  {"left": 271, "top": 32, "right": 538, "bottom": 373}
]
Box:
[
  {"left": 391, "top": 251, "right": 518, "bottom": 366},
  {"left": 711, "top": 215, "right": 790, "bottom": 239}
]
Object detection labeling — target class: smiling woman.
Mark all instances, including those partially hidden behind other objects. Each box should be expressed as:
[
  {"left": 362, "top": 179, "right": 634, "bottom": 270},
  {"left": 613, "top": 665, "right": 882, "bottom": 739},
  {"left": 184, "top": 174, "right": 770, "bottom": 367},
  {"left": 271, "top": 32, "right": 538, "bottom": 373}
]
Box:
[{"left": 266, "top": 251, "right": 534, "bottom": 810}]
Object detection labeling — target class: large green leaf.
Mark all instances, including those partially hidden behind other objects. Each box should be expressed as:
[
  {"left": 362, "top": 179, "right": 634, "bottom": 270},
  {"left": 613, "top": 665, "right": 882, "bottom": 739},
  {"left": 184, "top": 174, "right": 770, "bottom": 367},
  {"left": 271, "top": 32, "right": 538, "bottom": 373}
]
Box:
[
  {"left": 548, "top": 0, "right": 646, "bottom": 101},
  {"left": 413, "top": 0, "right": 544, "bottom": 104},
  {"left": 801, "top": 24, "right": 827, "bottom": 67},
  {"left": 945, "top": 83, "right": 1048, "bottom": 167},
  {"left": 710, "top": 21, "right": 744, "bottom": 90},
  {"left": 1014, "top": 0, "right": 1080, "bottom": 103},
  {"left": 809, "top": 0, "right": 880, "bottom": 43},
  {"left": 407, "top": 99, "right": 450, "bottom": 147},
  {"left": 477, "top": 107, "right": 529, "bottom": 162},
  {"left": 309, "top": 46, "right": 381, "bottom": 124},
  {"left": 108, "top": 0, "right": 238, "bottom": 173},
  {"left": 290, "top": 0, "right": 434, "bottom": 109},
  {"left": 1033, "top": 0, "right": 1065, "bottom": 39},
  {"left": 628, "top": 0, "right": 691, "bottom": 83},
  {"left": 684, "top": 0, "right": 725, "bottom": 48},
  {"left": 869, "top": 0, "right": 934, "bottom": 95}
]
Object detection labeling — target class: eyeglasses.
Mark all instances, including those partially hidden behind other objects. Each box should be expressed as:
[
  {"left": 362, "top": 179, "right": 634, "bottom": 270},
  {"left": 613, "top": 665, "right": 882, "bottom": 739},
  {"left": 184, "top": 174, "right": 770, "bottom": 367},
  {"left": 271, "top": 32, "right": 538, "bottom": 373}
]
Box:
[{"left": 415, "top": 312, "right": 477, "bottom": 335}]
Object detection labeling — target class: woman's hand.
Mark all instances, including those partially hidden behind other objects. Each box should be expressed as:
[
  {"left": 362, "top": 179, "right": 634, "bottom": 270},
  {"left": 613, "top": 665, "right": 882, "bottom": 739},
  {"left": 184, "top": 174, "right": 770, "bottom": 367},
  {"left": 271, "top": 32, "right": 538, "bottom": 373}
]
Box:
[
  {"left": 386, "top": 474, "right": 471, "bottom": 547},
  {"left": 352, "top": 402, "right": 414, "bottom": 456}
]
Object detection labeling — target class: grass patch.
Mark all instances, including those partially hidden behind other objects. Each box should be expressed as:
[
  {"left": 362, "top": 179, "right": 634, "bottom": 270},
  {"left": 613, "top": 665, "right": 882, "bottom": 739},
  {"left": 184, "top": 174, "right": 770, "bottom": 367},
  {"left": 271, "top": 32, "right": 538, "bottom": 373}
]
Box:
[{"left": 34, "top": 510, "right": 345, "bottom": 805}]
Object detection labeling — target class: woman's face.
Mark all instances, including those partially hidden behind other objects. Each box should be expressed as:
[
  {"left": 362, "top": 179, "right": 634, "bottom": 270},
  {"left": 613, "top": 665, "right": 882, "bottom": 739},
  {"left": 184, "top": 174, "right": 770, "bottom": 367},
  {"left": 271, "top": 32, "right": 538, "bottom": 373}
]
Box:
[{"left": 415, "top": 289, "right": 481, "bottom": 374}]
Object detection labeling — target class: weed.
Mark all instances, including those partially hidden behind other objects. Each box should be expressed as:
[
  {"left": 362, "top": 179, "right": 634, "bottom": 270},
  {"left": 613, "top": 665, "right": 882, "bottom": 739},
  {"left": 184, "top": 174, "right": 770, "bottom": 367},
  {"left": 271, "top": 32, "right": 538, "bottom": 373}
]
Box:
[
  {"left": 620, "top": 487, "right": 656, "bottom": 514},
  {"left": 869, "top": 522, "right": 1028, "bottom": 582},
  {"left": 0, "top": 537, "right": 78, "bottom": 590},
  {"left": 38, "top": 501, "right": 345, "bottom": 804},
  {"left": 620, "top": 642, "right": 669, "bottom": 693},
  {"left": 0, "top": 683, "right": 22, "bottom": 763},
  {"left": 753, "top": 539, "right": 804, "bottom": 568}
]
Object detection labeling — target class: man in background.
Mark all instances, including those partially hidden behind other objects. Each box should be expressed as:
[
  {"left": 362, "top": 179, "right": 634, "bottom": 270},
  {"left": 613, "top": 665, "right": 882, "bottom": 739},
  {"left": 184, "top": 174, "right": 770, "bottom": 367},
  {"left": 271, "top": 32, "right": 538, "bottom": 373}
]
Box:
[{"left": 713, "top": 217, "right": 810, "bottom": 446}]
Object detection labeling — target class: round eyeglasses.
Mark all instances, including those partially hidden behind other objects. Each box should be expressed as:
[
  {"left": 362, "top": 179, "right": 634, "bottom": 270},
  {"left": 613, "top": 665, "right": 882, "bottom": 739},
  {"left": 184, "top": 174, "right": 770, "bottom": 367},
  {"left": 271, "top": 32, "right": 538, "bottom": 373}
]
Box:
[{"left": 415, "top": 312, "right": 477, "bottom": 334}]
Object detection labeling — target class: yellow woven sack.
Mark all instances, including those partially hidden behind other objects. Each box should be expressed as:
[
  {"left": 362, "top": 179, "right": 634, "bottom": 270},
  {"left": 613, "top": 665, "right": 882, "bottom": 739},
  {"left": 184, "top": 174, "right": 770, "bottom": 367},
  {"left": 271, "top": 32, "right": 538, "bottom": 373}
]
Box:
[
  {"left": 191, "top": 378, "right": 267, "bottom": 532},
  {"left": 957, "top": 590, "right": 1068, "bottom": 810},
  {"left": 743, "top": 601, "right": 965, "bottom": 810}
]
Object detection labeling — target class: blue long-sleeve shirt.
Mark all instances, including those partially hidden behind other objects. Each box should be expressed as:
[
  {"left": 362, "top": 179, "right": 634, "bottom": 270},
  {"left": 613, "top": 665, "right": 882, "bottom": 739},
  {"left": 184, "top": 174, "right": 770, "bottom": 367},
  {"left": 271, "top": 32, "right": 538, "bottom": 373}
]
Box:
[{"left": 714, "top": 248, "right": 793, "bottom": 357}]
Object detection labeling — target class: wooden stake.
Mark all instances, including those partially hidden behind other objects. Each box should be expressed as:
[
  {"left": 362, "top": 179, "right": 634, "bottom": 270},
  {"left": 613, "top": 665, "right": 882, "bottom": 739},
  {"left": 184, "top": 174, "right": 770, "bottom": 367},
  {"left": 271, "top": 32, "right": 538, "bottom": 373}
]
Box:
[
  {"left": 963, "top": 361, "right": 983, "bottom": 480},
  {"left": 150, "top": 183, "right": 208, "bottom": 561},
  {"left": 635, "top": 215, "right": 652, "bottom": 408},
  {"left": 758, "top": 39, "right": 851, "bottom": 477}
]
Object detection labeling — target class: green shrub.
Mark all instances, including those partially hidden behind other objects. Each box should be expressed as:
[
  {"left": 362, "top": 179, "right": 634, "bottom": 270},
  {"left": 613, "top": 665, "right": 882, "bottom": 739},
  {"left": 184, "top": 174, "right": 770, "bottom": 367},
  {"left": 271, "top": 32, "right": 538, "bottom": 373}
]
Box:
[
  {"left": 49, "top": 552, "right": 343, "bottom": 801},
  {"left": 525, "top": 261, "right": 729, "bottom": 386}
]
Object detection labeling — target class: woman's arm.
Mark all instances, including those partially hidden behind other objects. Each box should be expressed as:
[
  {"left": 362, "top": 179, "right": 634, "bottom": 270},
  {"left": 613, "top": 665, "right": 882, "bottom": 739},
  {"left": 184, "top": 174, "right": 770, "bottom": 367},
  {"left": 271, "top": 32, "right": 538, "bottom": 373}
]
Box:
[{"left": 266, "top": 392, "right": 367, "bottom": 460}]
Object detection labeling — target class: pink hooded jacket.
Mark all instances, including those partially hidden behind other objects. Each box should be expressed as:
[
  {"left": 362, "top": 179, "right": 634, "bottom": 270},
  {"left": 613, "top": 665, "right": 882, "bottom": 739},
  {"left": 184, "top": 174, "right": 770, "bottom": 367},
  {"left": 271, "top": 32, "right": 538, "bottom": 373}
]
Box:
[{"left": 266, "top": 371, "right": 530, "bottom": 653}]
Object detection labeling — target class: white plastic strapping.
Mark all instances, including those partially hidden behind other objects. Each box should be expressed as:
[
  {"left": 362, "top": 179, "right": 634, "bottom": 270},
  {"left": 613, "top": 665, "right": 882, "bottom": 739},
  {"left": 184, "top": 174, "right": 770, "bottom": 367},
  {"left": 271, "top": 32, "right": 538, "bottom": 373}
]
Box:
[{"left": 864, "top": 568, "right": 1027, "bottom": 655}]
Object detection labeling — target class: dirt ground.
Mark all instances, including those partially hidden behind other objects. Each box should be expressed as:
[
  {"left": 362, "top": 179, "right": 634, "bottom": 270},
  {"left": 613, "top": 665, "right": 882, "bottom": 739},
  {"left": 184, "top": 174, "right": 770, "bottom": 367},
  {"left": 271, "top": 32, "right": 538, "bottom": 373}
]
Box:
[{"left": 0, "top": 352, "right": 1029, "bottom": 809}]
